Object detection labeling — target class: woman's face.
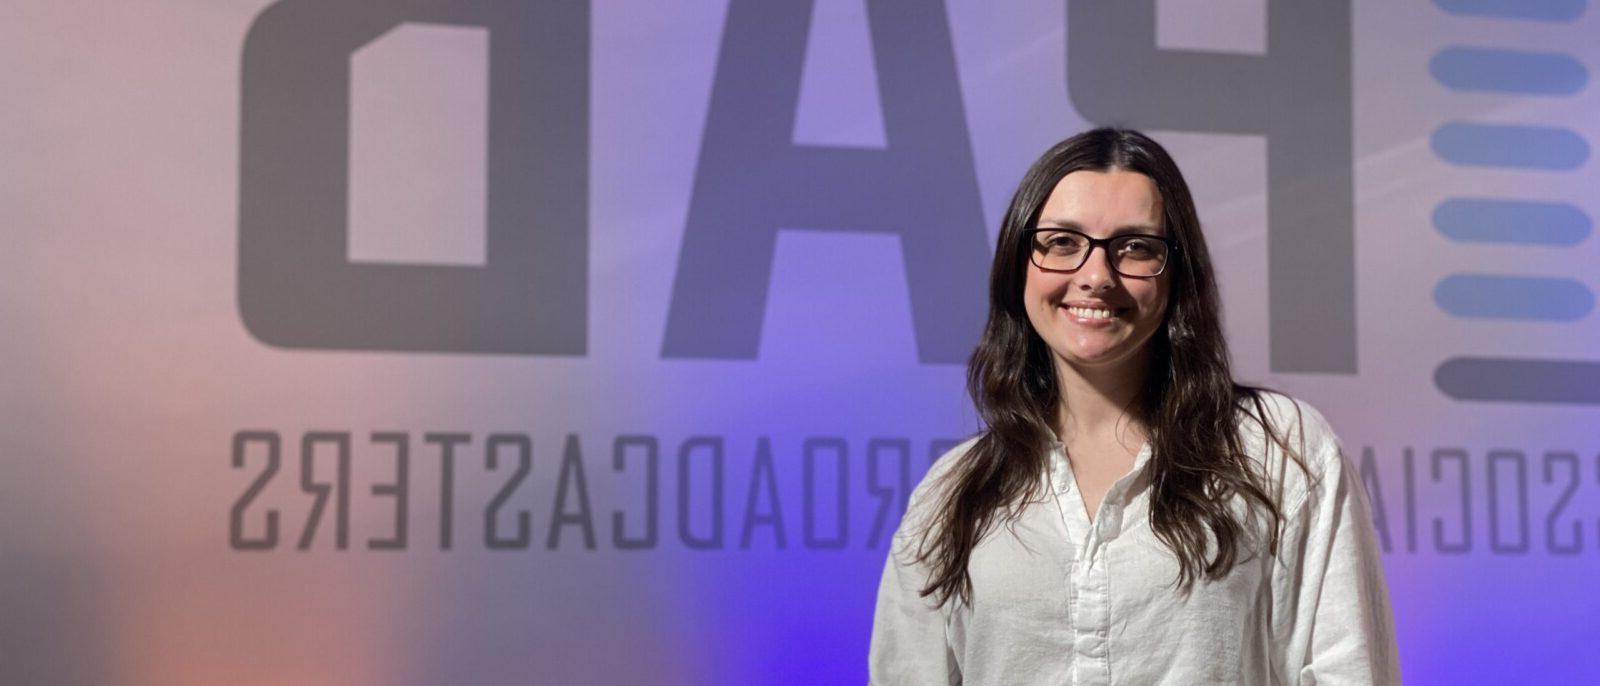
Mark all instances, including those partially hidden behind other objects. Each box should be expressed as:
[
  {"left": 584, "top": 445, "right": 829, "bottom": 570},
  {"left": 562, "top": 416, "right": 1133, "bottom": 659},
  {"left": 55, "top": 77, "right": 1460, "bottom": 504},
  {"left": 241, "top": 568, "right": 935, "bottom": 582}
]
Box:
[{"left": 1022, "top": 168, "right": 1171, "bottom": 376}]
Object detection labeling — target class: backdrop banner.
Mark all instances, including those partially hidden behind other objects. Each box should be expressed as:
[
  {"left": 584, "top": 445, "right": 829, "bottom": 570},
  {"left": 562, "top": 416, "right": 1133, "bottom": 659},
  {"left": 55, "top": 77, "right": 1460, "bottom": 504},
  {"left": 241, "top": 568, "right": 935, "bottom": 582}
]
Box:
[{"left": 3, "top": 1, "right": 1596, "bottom": 683}]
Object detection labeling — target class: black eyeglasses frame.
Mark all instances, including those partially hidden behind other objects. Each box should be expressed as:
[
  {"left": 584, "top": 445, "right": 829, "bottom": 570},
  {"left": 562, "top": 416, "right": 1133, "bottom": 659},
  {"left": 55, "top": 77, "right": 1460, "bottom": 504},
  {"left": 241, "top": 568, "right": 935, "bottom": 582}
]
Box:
[{"left": 1021, "top": 228, "right": 1181, "bottom": 278}]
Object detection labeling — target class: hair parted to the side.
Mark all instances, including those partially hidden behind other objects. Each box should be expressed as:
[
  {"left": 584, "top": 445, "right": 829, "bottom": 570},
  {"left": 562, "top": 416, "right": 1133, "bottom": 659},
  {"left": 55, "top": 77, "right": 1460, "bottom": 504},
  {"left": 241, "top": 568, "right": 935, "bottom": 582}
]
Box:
[{"left": 912, "top": 127, "right": 1310, "bottom": 606}]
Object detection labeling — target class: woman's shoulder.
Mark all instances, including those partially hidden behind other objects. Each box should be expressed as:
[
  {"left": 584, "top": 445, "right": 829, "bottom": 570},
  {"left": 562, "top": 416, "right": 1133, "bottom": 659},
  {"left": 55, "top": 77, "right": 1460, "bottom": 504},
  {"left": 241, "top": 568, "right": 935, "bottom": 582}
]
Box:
[
  {"left": 910, "top": 434, "right": 982, "bottom": 505},
  {"left": 1232, "top": 388, "right": 1347, "bottom": 505},
  {"left": 1234, "top": 389, "right": 1338, "bottom": 445},
  {"left": 926, "top": 434, "right": 983, "bottom": 481},
  {"left": 895, "top": 434, "right": 983, "bottom": 538}
]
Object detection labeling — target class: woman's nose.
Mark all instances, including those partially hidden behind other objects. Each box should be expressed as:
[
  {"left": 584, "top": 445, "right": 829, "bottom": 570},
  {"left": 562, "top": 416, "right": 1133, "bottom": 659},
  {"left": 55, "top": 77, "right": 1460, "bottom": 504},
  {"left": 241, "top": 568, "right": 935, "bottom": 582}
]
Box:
[{"left": 1074, "top": 245, "right": 1117, "bottom": 289}]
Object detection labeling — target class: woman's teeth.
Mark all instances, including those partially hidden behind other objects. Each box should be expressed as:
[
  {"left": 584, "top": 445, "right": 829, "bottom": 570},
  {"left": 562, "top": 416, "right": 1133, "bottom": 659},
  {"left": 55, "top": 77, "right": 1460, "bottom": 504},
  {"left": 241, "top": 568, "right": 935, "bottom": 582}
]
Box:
[{"left": 1066, "top": 306, "right": 1117, "bottom": 320}]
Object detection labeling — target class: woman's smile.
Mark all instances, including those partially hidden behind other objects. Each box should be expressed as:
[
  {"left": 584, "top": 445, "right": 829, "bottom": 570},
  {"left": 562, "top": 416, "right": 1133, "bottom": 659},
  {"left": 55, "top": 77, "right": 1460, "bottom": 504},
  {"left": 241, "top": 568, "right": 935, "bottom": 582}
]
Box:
[{"left": 1060, "top": 302, "right": 1128, "bottom": 326}]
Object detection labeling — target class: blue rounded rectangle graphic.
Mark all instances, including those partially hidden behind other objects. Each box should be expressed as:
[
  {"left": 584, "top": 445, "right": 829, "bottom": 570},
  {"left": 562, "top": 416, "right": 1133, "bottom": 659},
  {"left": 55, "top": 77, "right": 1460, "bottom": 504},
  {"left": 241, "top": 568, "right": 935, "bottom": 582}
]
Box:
[
  {"left": 1437, "top": 357, "right": 1600, "bottom": 404},
  {"left": 1433, "top": 198, "right": 1592, "bottom": 245},
  {"left": 1433, "top": 0, "right": 1586, "bottom": 22},
  {"left": 1431, "top": 123, "right": 1589, "bottom": 170},
  {"left": 1434, "top": 274, "right": 1594, "bottom": 320},
  {"left": 1429, "top": 47, "right": 1587, "bottom": 95}
]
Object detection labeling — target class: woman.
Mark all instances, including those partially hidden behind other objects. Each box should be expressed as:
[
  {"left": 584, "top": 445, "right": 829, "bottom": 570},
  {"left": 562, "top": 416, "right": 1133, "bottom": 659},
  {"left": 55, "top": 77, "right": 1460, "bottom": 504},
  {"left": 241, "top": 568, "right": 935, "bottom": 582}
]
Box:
[{"left": 869, "top": 129, "right": 1398, "bottom": 684}]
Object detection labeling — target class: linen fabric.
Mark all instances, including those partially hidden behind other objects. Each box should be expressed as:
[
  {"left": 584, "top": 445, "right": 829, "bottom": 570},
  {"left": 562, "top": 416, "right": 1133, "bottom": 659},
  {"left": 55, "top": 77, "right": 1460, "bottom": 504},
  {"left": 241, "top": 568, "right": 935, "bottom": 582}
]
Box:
[{"left": 868, "top": 393, "right": 1400, "bottom": 685}]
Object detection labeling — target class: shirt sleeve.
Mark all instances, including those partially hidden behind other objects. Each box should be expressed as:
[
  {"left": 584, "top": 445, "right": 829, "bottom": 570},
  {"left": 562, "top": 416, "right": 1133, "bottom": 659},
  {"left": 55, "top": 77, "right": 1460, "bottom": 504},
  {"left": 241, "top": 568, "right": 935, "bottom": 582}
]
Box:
[
  {"left": 869, "top": 438, "right": 974, "bottom": 686},
  {"left": 868, "top": 524, "right": 960, "bottom": 685},
  {"left": 1274, "top": 420, "right": 1402, "bottom": 685}
]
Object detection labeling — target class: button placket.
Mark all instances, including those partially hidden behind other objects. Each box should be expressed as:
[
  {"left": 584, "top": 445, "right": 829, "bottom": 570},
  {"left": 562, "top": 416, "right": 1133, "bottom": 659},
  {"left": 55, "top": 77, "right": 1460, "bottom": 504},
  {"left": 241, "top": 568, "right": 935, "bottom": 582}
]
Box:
[
  {"left": 1048, "top": 441, "right": 1105, "bottom": 681},
  {"left": 1072, "top": 541, "right": 1112, "bottom": 685}
]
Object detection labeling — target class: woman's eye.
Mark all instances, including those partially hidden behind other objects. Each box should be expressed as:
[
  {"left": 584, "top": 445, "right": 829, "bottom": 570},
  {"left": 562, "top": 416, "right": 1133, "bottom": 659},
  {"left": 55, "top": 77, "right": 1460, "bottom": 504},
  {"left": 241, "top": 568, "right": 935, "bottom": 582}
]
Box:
[{"left": 1043, "top": 235, "right": 1084, "bottom": 251}]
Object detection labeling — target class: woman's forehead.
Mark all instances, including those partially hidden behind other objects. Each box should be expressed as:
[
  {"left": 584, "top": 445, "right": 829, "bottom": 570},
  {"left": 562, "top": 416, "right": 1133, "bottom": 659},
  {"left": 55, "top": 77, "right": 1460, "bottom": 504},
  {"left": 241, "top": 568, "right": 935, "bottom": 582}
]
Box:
[{"left": 1038, "top": 169, "right": 1163, "bottom": 232}]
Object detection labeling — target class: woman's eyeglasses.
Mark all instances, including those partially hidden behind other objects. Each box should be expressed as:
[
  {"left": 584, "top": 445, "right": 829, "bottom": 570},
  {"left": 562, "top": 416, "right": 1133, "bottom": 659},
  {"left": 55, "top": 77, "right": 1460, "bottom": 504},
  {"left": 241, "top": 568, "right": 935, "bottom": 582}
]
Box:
[{"left": 1023, "top": 228, "right": 1179, "bottom": 277}]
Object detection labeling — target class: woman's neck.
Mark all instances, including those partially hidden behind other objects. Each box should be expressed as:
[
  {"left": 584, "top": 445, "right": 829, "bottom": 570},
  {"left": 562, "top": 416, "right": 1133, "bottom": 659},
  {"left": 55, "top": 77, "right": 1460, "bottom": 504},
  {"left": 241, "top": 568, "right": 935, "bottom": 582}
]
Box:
[{"left": 1052, "top": 353, "right": 1150, "bottom": 444}]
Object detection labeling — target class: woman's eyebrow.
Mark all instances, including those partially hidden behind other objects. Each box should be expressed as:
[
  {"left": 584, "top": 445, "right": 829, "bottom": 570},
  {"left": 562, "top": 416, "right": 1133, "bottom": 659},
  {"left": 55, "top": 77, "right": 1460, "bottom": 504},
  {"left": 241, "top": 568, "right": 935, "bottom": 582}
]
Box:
[{"left": 1036, "top": 219, "right": 1162, "bottom": 235}]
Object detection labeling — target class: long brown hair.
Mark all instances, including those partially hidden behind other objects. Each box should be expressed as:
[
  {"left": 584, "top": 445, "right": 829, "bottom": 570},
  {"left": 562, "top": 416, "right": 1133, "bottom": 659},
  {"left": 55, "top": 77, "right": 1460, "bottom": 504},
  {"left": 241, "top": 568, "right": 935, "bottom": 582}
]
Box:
[{"left": 915, "top": 128, "right": 1308, "bottom": 605}]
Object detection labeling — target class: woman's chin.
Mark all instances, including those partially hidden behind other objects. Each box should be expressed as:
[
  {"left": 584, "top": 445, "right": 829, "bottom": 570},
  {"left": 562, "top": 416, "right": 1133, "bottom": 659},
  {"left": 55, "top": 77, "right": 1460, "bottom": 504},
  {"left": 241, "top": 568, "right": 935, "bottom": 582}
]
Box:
[{"left": 1057, "top": 348, "right": 1130, "bottom": 369}]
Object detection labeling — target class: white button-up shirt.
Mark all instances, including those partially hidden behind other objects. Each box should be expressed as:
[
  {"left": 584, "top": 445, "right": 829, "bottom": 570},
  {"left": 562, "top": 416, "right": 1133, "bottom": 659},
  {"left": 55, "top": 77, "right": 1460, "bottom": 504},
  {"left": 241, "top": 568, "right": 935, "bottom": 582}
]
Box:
[{"left": 870, "top": 394, "right": 1399, "bottom": 684}]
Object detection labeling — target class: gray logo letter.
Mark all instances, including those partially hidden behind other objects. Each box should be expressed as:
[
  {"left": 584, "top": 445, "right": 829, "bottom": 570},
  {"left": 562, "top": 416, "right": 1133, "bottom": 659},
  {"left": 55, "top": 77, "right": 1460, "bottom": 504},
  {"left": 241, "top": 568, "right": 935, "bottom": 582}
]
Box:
[
  {"left": 663, "top": 0, "right": 989, "bottom": 363},
  {"left": 239, "top": 0, "right": 589, "bottom": 354},
  {"left": 1067, "top": 1, "right": 1355, "bottom": 372}
]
